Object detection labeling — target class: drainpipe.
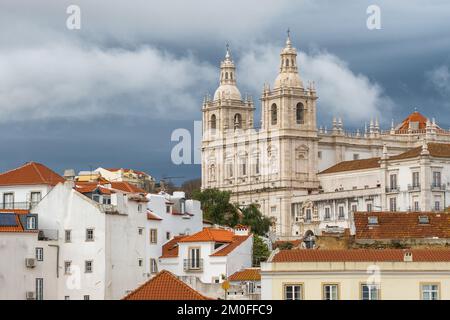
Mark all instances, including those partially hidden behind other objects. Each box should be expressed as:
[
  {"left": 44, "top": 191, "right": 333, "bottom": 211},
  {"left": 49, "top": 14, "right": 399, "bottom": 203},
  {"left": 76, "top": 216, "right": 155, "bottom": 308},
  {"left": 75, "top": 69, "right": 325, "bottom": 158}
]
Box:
[{"left": 48, "top": 244, "right": 60, "bottom": 278}]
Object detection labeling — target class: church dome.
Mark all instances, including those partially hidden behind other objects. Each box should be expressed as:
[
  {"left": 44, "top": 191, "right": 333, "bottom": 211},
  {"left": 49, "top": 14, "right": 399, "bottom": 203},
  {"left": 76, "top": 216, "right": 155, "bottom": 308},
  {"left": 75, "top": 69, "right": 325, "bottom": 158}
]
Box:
[
  {"left": 274, "top": 72, "right": 303, "bottom": 89},
  {"left": 213, "top": 84, "right": 242, "bottom": 101}
]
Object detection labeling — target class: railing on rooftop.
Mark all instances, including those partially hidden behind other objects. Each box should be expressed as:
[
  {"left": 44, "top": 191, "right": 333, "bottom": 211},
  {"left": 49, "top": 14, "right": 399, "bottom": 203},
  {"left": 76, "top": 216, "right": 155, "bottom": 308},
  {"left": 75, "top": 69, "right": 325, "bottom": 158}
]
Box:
[
  {"left": 0, "top": 202, "right": 39, "bottom": 210},
  {"left": 183, "top": 259, "right": 203, "bottom": 272},
  {"left": 385, "top": 186, "right": 400, "bottom": 193}
]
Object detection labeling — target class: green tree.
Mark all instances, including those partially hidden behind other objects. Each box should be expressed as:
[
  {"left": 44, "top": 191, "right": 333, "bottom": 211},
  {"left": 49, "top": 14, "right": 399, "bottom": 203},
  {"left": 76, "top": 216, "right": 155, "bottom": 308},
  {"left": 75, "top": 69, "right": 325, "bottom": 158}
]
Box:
[
  {"left": 252, "top": 235, "right": 270, "bottom": 267},
  {"left": 240, "top": 203, "right": 271, "bottom": 236},
  {"left": 192, "top": 189, "right": 238, "bottom": 226}
]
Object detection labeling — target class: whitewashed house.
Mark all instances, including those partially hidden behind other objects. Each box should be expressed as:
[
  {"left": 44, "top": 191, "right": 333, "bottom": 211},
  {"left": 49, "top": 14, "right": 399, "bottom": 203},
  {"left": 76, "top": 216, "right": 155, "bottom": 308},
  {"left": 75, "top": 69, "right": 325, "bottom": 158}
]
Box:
[
  {"left": 145, "top": 191, "right": 203, "bottom": 276},
  {"left": 159, "top": 225, "right": 253, "bottom": 284}
]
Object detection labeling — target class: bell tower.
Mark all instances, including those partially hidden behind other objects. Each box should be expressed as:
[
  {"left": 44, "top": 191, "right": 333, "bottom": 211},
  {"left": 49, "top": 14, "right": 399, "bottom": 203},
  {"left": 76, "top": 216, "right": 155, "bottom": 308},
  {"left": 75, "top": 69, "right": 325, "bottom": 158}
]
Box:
[{"left": 260, "top": 31, "right": 319, "bottom": 190}]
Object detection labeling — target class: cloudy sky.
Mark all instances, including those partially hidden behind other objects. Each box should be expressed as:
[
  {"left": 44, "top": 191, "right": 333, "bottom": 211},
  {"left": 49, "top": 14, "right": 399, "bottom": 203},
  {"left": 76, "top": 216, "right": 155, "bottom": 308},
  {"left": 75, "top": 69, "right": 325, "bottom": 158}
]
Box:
[{"left": 1, "top": 0, "right": 450, "bottom": 182}]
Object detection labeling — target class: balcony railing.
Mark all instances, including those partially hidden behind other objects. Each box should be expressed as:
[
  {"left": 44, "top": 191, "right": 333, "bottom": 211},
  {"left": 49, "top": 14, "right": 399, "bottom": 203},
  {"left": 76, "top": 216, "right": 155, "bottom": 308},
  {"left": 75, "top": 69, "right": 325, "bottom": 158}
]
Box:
[
  {"left": 385, "top": 187, "right": 400, "bottom": 193},
  {"left": 0, "top": 201, "right": 39, "bottom": 210},
  {"left": 431, "top": 183, "right": 446, "bottom": 191},
  {"left": 183, "top": 259, "right": 203, "bottom": 272},
  {"left": 407, "top": 184, "right": 421, "bottom": 191}
]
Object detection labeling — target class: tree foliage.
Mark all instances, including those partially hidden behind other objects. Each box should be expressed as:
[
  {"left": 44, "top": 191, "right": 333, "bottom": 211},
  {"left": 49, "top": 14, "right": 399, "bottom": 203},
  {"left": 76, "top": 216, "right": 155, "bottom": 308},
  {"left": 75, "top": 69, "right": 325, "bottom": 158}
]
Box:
[{"left": 252, "top": 234, "right": 270, "bottom": 267}]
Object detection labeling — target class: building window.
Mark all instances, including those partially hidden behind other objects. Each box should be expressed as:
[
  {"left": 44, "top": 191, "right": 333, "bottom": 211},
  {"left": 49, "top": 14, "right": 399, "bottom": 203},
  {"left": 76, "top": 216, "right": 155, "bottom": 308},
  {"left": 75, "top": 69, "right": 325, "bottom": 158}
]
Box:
[
  {"left": 412, "top": 172, "right": 420, "bottom": 188},
  {"left": 64, "top": 261, "right": 72, "bottom": 275},
  {"left": 284, "top": 284, "right": 303, "bottom": 300},
  {"left": 86, "top": 228, "right": 94, "bottom": 241},
  {"left": 26, "top": 216, "right": 37, "bottom": 230},
  {"left": 36, "top": 278, "right": 43, "bottom": 300},
  {"left": 389, "top": 197, "right": 397, "bottom": 212},
  {"left": 138, "top": 259, "right": 143, "bottom": 267},
  {"left": 234, "top": 113, "right": 242, "bottom": 129},
  {"left": 30, "top": 192, "right": 42, "bottom": 205},
  {"left": 324, "top": 207, "right": 331, "bottom": 221},
  {"left": 353, "top": 154, "right": 359, "bottom": 160},
  {"left": 368, "top": 216, "right": 378, "bottom": 225},
  {"left": 35, "top": 248, "right": 44, "bottom": 261},
  {"left": 414, "top": 201, "right": 420, "bottom": 211},
  {"left": 150, "top": 258, "right": 158, "bottom": 274},
  {"left": 361, "top": 284, "right": 379, "bottom": 300},
  {"left": 296, "top": 103, "right": 304, "bottom": 124},
  {"left": 188, "top": 247, "right": 201, "bottom": 270},
  {"left": 271, "top": 104, "right": 277, "bottom": 125},
  {"left": 150, "top": 229, "right": 157, "bottom": 244},
  {"left": 210, "top": 114, "right": 217, "bottom": 130},
  {"left": 435, "top": 201, "right": 440, "bottom": 211},
  {"left": 305, "top": 209, "right": 312, "bottom": 222},
  {"left": 421, "top": 284, "right": 439, "bottom": 300},
  {"left": 65, "top": 230, "right": 71, "bottom": 242},
  {"left": 367, "top": 203, "right": 373, "bottom": 212},
  {"left": 64, "top": 296, "right": 70, "bottom": 300},
  {"left": 318, "top": 151, "right": 322, "bottom": 159},
  {"left": 138, "top": 204, "right": 142, "bottom": 212},
  {"left": 351, "top": 204, "right": 358, "bottom": 212},
  {"left": 227, "top": 162, "right": 234, "bottom": 178},
  {"left": 166, "top": 232, "right": 171, "bottom": 240},
  {"left": 390, "top": 174, "right": 397, "bottom": 190},
  {"left": 338, "top": 206, "right": 345, "bottom": 219},
  {"left": 254, "top": 156, "right": 260, "bottom": 175},
  {"left": 432, "top": 171, "right": 441, "bottom": 187},
  {"left": 3, "top": 192, "right": 14, "bottom": 209},
  {"left": 323, "top": 284, "right": 339, "bottom": 300},
  {"left": 166, "top": 205, "right": 171, "bottom": 213},
  {"left": 84, "top": 295, "right": 90, "bottom": 300},
  {"left": 85, "top": 260, "right": 93, "bottom": 273},
  {"left": 138, "top": 228, "right": 144, "bottom": 235}
]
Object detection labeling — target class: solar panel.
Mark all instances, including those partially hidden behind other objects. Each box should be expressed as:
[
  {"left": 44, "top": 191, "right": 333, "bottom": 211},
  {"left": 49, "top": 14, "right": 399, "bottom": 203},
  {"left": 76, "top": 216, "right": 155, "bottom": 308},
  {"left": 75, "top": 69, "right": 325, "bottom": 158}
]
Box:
[{"left": 0, "top": 213, "right": 18, "bottom": 226}]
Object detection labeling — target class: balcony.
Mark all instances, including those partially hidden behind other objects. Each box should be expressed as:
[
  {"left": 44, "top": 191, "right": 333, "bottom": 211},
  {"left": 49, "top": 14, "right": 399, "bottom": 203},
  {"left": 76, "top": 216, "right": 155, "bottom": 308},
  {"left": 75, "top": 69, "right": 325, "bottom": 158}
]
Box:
[
  {"left": 407, "top": 184, "right": 421, "bottom": 192},
  {"left": 38, "top": 229, "right": 59, "bottom": 241},
  {"left": 0, "top": 201, "right": 39, "bottom": 210},
  {"left": 385, "top": 186, "right": 400, "bottom": 194},
  {"left": 431, "top": 183, "right": 446, "bottom": 191},
  {"left": 183, "top": 259, "right": 203, "bottom": 272}
]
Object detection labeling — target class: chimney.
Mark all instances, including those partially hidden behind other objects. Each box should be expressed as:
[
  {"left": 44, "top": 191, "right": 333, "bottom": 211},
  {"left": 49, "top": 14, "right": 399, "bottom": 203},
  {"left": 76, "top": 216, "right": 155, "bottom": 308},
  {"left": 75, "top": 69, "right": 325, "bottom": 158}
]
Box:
[
  {"left": 234, "top": 225, "right": 250, "bottom": 236},
  {"left": 403, "top": 251, "right": 413, "bottom": 262},
  {"left": 63, "top": 169, "right": 76, "bottom": 181}
]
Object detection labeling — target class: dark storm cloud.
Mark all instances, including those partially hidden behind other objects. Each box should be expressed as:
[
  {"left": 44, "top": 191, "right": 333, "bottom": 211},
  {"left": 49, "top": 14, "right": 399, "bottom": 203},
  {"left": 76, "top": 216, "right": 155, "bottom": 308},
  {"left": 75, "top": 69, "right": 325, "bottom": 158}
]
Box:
[{"left": 1, "top": 0, "right": 450, "bottom": 180}]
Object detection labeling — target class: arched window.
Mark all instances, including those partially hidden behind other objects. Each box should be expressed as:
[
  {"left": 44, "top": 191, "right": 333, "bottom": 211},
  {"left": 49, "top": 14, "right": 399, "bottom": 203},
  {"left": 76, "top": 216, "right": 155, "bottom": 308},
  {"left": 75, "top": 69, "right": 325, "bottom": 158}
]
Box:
[
  {"left": 296, "top": 103, "right": 305, "bottom": 124},
  {"left": 291, "top": 59, "right": 294, "bottom": 67},
  {"left": 286, "top": 59, "right": 289, "bottom": 67},
  {"left": 234, "top": 113, "right": 242, "bottom": 129},
  {"left": 225, "top": 72, "right": 229, "bottom": 80},
  {"left": 210, "top": 114, "right": 216, "bottom": 130},
  {"left": 271, "top": 104, "right": 277, "bottom": 125},
  {"left": 230, "top": 72, "right": 233, "bottom": 80}
]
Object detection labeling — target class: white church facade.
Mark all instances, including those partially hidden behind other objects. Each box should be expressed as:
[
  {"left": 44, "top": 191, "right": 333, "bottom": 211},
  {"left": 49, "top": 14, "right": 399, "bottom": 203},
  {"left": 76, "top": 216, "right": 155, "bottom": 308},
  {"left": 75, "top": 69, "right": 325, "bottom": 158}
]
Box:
[{"left": 201, "top": 34, "right": 450, "bottom": 240}]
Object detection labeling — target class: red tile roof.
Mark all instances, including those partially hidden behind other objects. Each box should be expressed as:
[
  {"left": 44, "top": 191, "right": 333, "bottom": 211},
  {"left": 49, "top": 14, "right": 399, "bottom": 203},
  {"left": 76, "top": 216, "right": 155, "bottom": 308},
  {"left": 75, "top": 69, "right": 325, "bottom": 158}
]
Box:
[
  {"left": 389, "top": 143, "right": 450, "bottom": 160},
  {"left": 147, "top": 210, "right": 162, "bottom": 221},
  {"left": 179, "top": 228, "right": 235, "bottom": 243},
  {"left": 355, "top": 211, "right": 450, "bottom": 240},
  {"left": 75, "top": 183, "right": 115, "bottom": 195},
  {"left": 397, "top": 111, "right": 428, "bottom": 130},
  {"left": 160, "top": 235, "right": 187, "bottom": 258},
  {"left": 0, "top": 162, "right": 65, "bottom": 186},
  {"left": 319, "top": 157, "right": 381, "bottom": 174},
  {"left": 272, "top": 249, "right": 450, "bottom": 262},
  {"left": 110, "top": 182, "right": 146, "bottom": 193},
  {"left": 122, "top": 270, "right": 212, "bottom": 300},
  {"left": 228, "top": 268, "right": 261, "bottom": 281},
  {"left": 211, "top": 235, "right": 251, "bottom": 256}
]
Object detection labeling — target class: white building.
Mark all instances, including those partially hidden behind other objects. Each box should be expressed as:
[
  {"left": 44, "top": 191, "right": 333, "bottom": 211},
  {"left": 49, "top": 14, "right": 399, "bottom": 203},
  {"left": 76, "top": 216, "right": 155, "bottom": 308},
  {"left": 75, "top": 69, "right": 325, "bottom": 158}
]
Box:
[
  {"left": 159, "top": 226, "right": 253, "bottom": 285},
  {"left": 291, "top": 142, "right": 450, "bottom": 239},
  {"left": 145, "top": 191, "right": 203, "bottom": 276},
  {"left": 201, "top": 33, "right": 450, "bottom": 239}
]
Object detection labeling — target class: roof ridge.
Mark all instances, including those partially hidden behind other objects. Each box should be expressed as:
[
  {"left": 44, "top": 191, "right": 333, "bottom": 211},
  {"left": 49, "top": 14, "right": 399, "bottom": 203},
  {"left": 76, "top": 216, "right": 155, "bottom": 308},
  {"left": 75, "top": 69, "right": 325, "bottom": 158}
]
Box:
[
  {"left": 32, "top": 162, "right": 47, "bottom": 184},
  {"left": 0, "top": 161, "right": 33, "bottom": 177}
]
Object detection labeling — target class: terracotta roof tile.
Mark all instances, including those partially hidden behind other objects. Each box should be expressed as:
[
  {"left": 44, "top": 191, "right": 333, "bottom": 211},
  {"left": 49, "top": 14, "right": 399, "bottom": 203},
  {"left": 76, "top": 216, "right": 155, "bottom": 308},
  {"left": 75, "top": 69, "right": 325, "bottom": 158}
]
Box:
[
  {"left": 319, "top": 157, "right": 380, "bottom": 174},
  {"left": 122, "top": 270, "right": 212, "bottom": 300},
  {"left": 355, "top": 211, "right": 450, "bottom": 240},
  {"left": 0, "top": 162, "right": 65, "bottom": 186},
  {"left": 179, "top": 228, "right": 234, "bottom": 243},
  {"left": 228, "top": 268, "right": 261, "bottom": 281},
  {"left": 272, "top": 249, "right": 450, "bottom": 262},
  {"left": 110, "top": 182, "right": 146, "bottom": 193},
  {"left": 396, "top": 111, "right": 428, "bottom": 130},
  {"left": 160, "top": 235, "right": 188, "bottom": 258},
  {"left": 147, "top": 210, "right": 163, "bottom": 221},
  {"left": 389, "top": 143, "right": 450, "bottom": 160},
  {"left": 211, "top": 235, "right": 250, "bottom": 256}
]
